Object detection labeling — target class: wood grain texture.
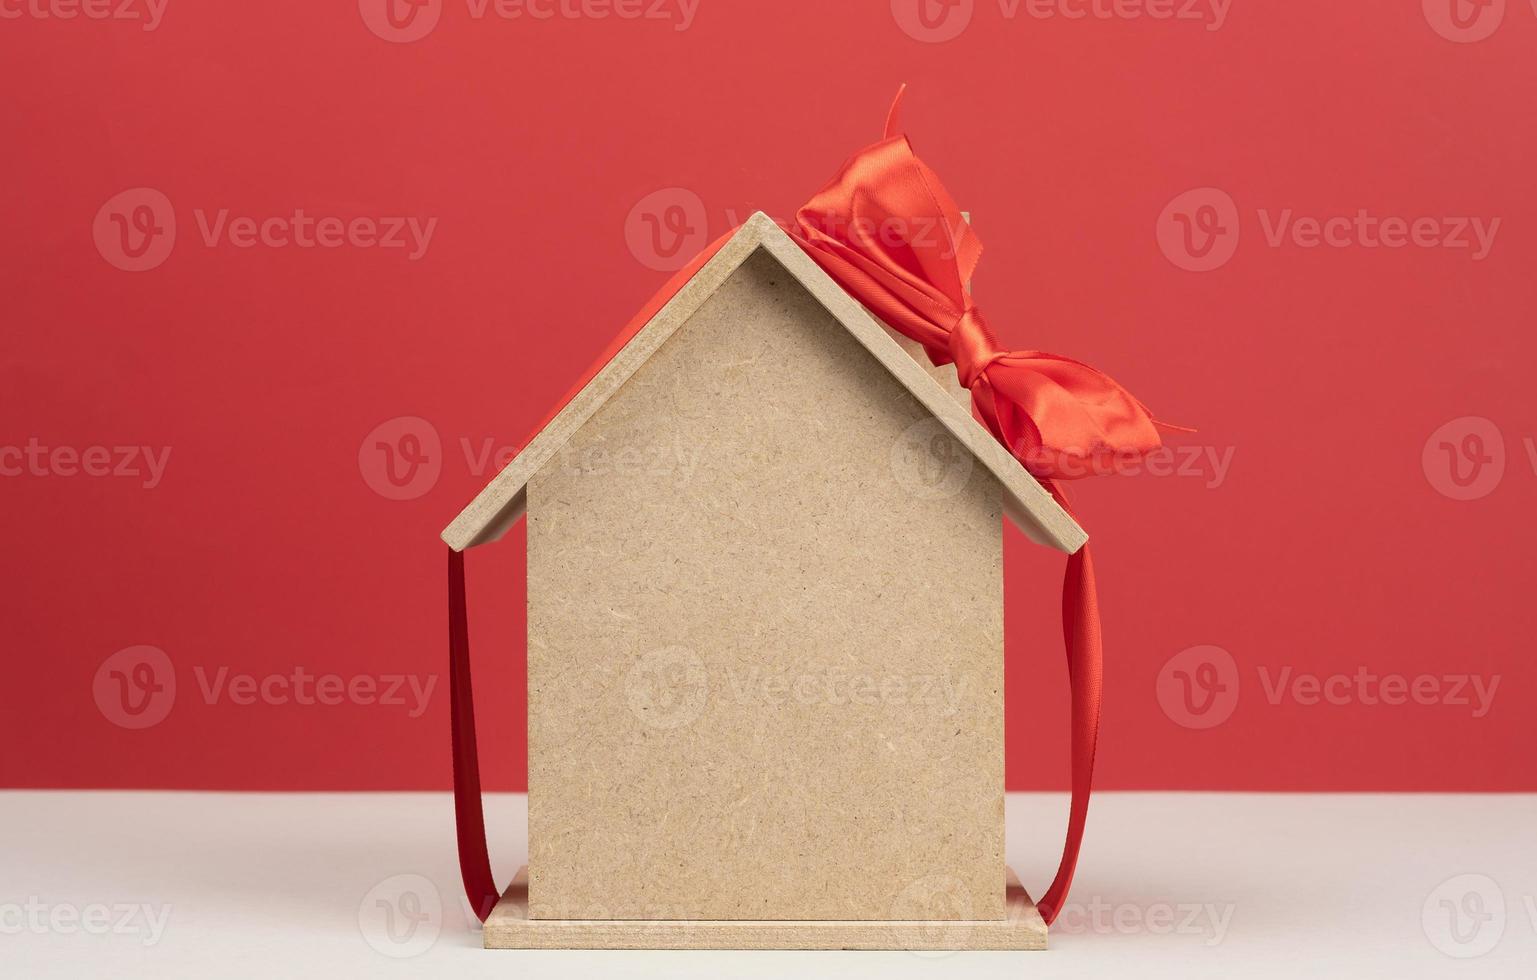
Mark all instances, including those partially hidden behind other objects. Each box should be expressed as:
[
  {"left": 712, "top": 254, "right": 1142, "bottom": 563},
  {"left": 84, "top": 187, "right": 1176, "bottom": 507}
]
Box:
[
  {"left": 485, "top": 867, "right": 1047, "bottom": 950},
  {"left": 440, "top": 212, "right": 1085, "bottom": 554},
  {"left": 526, "top": 247, "right": 1006, "bottom": 921}
]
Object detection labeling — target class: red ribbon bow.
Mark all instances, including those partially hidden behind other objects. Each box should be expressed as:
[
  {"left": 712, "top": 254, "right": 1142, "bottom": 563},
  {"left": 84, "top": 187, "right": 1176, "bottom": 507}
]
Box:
[{"left": 790, "top": 87, "right": 1175, "bottom": 480}]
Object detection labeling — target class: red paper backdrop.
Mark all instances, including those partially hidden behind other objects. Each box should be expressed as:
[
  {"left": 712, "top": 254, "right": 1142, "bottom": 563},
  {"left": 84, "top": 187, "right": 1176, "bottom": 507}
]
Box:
[{"left": 3, "top": 0, "right": 1533, "bottom": 792}]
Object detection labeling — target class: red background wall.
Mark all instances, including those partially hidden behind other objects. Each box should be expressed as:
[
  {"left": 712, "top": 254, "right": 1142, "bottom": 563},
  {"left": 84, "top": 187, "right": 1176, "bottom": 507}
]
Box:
[{"left": 3, "top": 0, "right": 1533, "bottom": 791}]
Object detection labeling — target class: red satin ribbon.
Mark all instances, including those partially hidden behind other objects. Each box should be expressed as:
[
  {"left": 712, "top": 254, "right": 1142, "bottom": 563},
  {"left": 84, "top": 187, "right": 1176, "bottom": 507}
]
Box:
[
  {"left": 447, "top": 548, "right": 498, "bottom": 922},
  {"left": 789, "top": 87, "right": 1174, "bottom": 481},
  {"left": 1039, "top": 485, "right": 1100, "bottom": 925},
  {"left": 449, "top": 92, "right": 1171, "bottom": 927}
]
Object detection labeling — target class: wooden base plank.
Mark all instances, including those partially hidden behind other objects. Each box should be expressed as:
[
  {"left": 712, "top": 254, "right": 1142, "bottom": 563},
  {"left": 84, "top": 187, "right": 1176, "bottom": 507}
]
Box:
[{"left": 483, "top": 867, "right": 1046, "bottom": 951}]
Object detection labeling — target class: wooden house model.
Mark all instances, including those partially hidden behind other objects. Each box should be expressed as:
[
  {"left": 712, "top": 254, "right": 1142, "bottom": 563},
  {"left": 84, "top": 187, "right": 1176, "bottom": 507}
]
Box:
[{"left": 442, "top": 212, "right": 1085, "bottom": 950}]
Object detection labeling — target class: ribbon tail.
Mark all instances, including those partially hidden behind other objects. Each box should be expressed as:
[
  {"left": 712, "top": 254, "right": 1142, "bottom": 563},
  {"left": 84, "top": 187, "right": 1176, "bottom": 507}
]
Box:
[
  {"left": 1034, "top": 484, "right": 1103, "bottom": 925},
  {"left": 449, "top": 547, "right": 501, "bottom": 922}
]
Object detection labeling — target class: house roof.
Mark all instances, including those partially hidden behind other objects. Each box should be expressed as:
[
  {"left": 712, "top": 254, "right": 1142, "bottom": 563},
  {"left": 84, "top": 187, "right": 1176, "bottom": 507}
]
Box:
[{"left": 441, "top": 212, "right": 1086, "bottom": 555}]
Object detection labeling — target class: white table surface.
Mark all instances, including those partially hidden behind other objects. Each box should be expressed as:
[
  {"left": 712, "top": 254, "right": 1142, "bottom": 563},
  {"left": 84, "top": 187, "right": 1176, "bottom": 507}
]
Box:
[{"left": 2, "top": 791, "right": 1532, "bottom": 977}]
